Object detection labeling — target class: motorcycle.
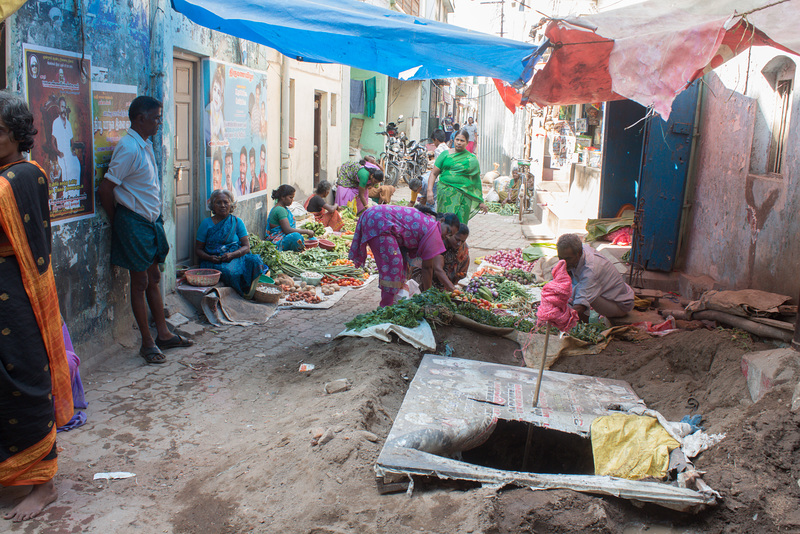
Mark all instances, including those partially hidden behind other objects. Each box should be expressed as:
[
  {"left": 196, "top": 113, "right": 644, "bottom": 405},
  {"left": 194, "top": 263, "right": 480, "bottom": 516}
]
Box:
[
  {"left": 377, "top": 116, "right": 406, "bottom": 186},
  {"left": 403, "top": 138, "right": 428, "bottom": 184},
  {"left": 376, "top": 116, "right": 428, "bottom": 186}
]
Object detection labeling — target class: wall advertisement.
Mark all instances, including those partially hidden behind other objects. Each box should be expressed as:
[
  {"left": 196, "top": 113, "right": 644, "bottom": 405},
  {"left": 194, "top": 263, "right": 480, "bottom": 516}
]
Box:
[
  {"left": 24, "top": 44, "right": 94, "bottom": 225},
  {"left": 92, "top": 83, "right": 137, "bottom": 188},
  {"left": 202, "top": 59, "right": 268, "bottom": 201}
]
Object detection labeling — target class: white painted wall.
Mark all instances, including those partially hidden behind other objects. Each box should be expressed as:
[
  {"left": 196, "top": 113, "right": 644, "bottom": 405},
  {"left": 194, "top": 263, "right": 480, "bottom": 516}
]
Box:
[
  {"left": 285, "top": 62, "right": 346, "bottom": 197},
  {"left": 388, "top": 79, "right": 424, "bottom": 142}
]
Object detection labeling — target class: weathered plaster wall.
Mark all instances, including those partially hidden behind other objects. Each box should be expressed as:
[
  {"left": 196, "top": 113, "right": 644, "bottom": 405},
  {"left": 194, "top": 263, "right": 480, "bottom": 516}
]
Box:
[
  {"left": 5, "top": 0, "right": 345, "bottom": 358},
  {"left": 682, "top": 49, "right": 800, "bottom": 298},
  {"left": 7, "top": 1, "right": 155, "bottom": 352}
]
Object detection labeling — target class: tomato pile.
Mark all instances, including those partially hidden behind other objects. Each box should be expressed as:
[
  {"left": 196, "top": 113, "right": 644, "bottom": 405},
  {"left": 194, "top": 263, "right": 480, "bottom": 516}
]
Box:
[
  {"left": 330, "top": 259, "right": 354, "bottom": 267},
  {"left": 336, "top": 277, "right": 365, "bottom": 287},
  {"left": 451, "top": 290, "right": 505, "bottom": 310}
]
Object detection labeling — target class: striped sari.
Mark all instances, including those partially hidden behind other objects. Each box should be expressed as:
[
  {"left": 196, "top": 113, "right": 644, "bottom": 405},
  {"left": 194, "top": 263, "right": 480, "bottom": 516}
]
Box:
[{"left": 0, "top": 160, "right": 72, "bottom": 488}]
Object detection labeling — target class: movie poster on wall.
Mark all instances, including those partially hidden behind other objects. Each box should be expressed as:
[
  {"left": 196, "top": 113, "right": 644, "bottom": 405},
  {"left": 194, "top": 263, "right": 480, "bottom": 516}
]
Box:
[
  {"left": 202, "top": 59, "right": 268, "bottom": 201},
  {"left": 92, "top": 83, "right": 137, "bottom": 187},
  {"left": 24, "top": 45, "right": 94, "bottom": 224}
]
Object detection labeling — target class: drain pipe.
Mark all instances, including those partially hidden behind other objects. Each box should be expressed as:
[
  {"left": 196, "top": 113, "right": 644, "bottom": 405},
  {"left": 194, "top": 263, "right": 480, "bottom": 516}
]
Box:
[{"left": 280, "top": 56, "right": 290, "bottom": 185}]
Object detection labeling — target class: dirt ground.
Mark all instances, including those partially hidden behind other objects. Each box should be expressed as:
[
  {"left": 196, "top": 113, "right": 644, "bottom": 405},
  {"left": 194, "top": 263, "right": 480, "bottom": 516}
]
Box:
[{"left": 3, "top": 317, "right": 799, "bottom": 533}]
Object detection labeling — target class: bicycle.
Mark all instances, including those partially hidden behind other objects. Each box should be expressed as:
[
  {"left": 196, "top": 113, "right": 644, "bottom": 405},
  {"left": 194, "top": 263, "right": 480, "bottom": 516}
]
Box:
[{"left": 513, "top": 160, "right": 537, "bottom": 223}]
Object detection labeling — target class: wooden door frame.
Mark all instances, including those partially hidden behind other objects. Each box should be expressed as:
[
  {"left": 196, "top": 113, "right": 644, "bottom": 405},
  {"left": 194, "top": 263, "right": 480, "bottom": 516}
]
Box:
[{"left": 173, "top": 50, "right": 203, "bottom": 265}]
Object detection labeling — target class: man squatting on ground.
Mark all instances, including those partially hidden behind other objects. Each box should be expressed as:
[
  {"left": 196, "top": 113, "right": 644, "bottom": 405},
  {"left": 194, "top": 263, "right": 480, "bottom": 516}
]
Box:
[
  {"left": 98, "top": 96, "right": 193, "bottom": 365},
  {"left": 557, "top": 233, "right": 634, "bottom": 323}
]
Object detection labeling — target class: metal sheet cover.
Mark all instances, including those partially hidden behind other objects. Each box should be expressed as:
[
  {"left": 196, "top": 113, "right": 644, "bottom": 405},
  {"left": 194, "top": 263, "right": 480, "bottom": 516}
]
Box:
[{"left": 376, "top": 355, "right": 717, "bottom": 510}]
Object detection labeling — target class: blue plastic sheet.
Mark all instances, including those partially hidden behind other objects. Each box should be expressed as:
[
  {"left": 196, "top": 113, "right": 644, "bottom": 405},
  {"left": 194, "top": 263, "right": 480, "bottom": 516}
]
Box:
[{"left": 171, "top": 0, "right": 542, "bottom": 83}]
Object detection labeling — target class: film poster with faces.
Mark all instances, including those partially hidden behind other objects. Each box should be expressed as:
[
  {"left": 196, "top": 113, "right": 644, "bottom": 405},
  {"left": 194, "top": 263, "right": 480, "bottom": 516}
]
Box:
[
  {"left": 92, "top": 84, "right": 137, "bottom": 187},
  {"left": 202, "top": 59, "right": 268, "bottom": 202},
  {"left": 24, "top": 45, "right": 94, "bottom": 224}
]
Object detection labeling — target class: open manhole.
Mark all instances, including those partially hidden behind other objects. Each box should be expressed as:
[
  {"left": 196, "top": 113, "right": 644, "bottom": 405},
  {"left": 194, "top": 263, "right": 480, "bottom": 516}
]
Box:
[
  {"left": 375, "top": 355, "right": 718, "bottom": 512},
  {"left": 461, "top": 420, "right": 594, "bottom": 475}
]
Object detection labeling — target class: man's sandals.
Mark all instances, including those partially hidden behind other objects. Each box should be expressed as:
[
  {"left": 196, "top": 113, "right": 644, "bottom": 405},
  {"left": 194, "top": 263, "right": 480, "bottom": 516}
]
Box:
[{"left": 139, "top": 335, "right": 194, "bottom": 365}]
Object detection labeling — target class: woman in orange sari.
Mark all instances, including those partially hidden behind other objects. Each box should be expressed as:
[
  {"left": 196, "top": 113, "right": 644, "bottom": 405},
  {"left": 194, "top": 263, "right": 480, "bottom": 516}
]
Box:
[
  {"left": 0, "top": 91, "right": 72, "bottom": 522},
  {"left": 303, "top": 180, "right": 344, "bottom": 231}
]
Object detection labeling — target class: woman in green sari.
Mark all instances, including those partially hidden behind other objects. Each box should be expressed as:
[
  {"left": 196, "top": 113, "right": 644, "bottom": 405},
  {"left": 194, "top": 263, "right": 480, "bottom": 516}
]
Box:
[{"left": 426, "top": 129, "right": 488, "bottom": 223}]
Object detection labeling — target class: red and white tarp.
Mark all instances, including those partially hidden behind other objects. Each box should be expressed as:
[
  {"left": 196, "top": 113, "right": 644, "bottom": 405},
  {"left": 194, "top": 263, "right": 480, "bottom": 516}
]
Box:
[{"left": 521, "top": 0, "right": 800, "bottom": 119}]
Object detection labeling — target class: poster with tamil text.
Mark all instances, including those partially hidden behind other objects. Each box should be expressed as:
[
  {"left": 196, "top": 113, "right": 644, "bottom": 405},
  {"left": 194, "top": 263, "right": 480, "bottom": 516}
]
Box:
[
  {"left": 24, "top": 44, "right": 94, "bottom": 225},
  {"left": 202, "top": 59, "right": 268, "bottom": 202},
  {"left": 92, "top": 83, "right": 137, "bottom": 189}
]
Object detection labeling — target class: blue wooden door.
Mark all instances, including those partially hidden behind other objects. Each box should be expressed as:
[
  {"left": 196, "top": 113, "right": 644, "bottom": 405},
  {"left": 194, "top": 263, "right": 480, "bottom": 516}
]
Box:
[
  {"left": 599, "top": 100, "right": 647, "bottom": 218},
  {"left": 631, "top": 81, "right": 700, "bottom": 271}
]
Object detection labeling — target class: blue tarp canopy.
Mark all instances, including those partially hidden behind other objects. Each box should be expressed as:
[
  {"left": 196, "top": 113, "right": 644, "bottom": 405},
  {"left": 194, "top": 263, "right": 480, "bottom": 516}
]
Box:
[{"left": 171, "top": 0, "right": 540, "bottom": 83}]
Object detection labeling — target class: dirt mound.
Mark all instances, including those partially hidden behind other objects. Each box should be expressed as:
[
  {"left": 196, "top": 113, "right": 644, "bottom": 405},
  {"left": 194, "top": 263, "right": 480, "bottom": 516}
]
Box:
[{"left": 486, "top": 328, "right": 799, "bottom": 533}]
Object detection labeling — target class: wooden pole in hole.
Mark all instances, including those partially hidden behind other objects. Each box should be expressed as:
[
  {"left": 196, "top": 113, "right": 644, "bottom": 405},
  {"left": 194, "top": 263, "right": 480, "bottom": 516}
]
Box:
[
  {"left": 523, "top": 325, "right": 550, "bottom": 471},
  {"left": 533, "top": 326, "right": 550, "bottom": 407}
]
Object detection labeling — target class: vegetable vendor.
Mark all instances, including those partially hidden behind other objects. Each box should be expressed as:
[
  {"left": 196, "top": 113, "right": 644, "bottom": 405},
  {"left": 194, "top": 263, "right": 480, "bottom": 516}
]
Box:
[
  {"left": 427, "top": 129, "right": 488, "bottom": 224},
  {"left": 349, "top": 205, "right": 459, "bottom": 307},
  {"left": 413, "top": 222, "right": 470, "bottom": 289},
  {"left": 335, "top": 157, "right": 384, "bottom": 215},
  {"left": 556, "top": 233, "right": 634, "bottom": 323},
  {"left": 195, "top": 189, "right": 264, "bottom": 298},
  {"left": 267, "top": 184, "right": 315, "bottom": 251},
  {"left": 304, "top": 180, "right": 344, "bottom": 231}
]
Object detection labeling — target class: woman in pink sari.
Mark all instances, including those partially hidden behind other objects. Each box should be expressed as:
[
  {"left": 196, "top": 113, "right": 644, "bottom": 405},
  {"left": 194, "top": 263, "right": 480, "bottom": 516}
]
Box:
[{"left": 349, "top": 205, "right": 460, "bottom": 306}]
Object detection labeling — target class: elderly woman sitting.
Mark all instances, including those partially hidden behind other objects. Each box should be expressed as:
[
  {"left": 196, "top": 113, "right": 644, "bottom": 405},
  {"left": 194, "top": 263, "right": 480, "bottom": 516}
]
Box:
[{"left": 195, "top": 189, "right": 264, "bottom": 297}]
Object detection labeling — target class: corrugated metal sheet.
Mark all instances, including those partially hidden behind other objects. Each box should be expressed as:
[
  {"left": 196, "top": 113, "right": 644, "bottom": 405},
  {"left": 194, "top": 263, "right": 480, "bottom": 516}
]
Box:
[{"left": 477, "top": 83, "right": 529, "bottom": 176}]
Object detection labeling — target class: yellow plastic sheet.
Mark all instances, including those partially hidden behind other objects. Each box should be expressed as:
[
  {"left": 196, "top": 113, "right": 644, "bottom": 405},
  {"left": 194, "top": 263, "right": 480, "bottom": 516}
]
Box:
[
  {"left": 591, "top": 414, "right": 679, "bottom": 480},
  {"left": 0, "top": 0, "right": 26, "bottom": 20}
]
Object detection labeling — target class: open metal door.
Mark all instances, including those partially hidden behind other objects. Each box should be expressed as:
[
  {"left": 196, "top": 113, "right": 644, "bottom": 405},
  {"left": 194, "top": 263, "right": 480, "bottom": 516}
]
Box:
[{"left": 631, "top": 81, "right": 700, "bottom": 272}]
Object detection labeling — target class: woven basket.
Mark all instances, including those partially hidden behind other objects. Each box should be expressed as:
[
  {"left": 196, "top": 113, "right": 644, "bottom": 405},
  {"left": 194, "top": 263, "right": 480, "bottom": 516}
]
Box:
[
  {"left": 253, "top": 283, "right": 282, "bottom": 304},
  {"left": 185, "top": 268, "right": 221, "bottom": 287}
]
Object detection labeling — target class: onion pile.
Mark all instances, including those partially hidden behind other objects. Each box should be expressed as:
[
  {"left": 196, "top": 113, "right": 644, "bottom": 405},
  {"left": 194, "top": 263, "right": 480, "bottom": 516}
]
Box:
[{"left": 484, "top": 248, "right": 533, "bottom": 272}]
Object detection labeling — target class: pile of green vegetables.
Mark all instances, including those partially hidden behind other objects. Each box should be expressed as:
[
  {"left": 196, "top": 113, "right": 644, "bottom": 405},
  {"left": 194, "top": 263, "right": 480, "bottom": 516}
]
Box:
[
  {"left": 250, "top": 235, "right": 280, "bottom": 271},
  {"left": 274, "top": 249, "right": 365, "bottom": 279},
  {"left": 301, "top": 220, "right": 325, "bottom": 236},
  {"left": 345, "top": 288, "right": 607, "bottom": 344},
  {"left": 345, "top": 289, "right": 454, "bottom": 331},
  {"left": 250, "top": 235, "right": 367, "bottom": 279},
  {"left": 340, "top": 208, "right": 358, "bottom": 232},
  {"left": 485, "top": 202, "right": 519, "bottom": 216}
]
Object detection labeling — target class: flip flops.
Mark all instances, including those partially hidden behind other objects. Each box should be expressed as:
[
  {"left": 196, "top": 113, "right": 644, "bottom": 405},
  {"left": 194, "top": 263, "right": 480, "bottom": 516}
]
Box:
[
  {"left": 155, "top": 334, "right": 194, "bottom": 350},
  {"left": 139, "top": 345, "right": 166, "bottom": 364}
]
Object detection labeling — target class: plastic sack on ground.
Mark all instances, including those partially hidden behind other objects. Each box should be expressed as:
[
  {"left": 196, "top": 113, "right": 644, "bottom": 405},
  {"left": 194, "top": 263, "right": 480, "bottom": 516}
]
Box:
[
  {"left": 522, "top": 242, "right": 558, "bottom": 262},
  {"left": 337, "top": 319, "right": 436, "bottom": 351},
  {"left": 591, "top": 414, "right": 680, "bottom": 480}
]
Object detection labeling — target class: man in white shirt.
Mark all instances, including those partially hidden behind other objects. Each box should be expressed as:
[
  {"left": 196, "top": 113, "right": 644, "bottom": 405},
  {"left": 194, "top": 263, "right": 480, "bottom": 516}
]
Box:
[
  {"left": 98, "top": 96, "right": 193, "bottom": 364},
  {"left": 51, "top": 97, "right": 81, "bottom": 199},
  {"left": 557, "top": 233, "right": 634, "bottom": 322}
]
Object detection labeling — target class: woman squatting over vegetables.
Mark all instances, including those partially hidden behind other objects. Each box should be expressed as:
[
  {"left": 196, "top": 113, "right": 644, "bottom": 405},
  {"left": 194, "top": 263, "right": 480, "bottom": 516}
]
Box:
[
  {"left": 195, "top": 189, "right": 265, "bottom": 298},
  {"left": 266, "top": 184, "right": 315, "bottom": 251},
  {"left": 303, "top": 180, "right": 344, "bottom": 231},
  {"left": 348, "top": 204, "right": 460, "bottom": 307}
]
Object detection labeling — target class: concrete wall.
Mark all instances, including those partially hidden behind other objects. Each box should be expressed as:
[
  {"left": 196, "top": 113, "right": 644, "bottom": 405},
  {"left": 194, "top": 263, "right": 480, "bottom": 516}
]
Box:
[
  {"left": 284, "top": 63, "right": 347, "bottom": 196},
  {"left": 4, "top": 0, "right": 343, "bottom": 356},
  {"left": 350, "top": 68, "right": 388, "bottom": 159},
  {"left": 388, "top": 79, "right": 423, "bottom": 142},
  {"left": 681, "top": 48, "right": 799, "bottom": 297}
]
